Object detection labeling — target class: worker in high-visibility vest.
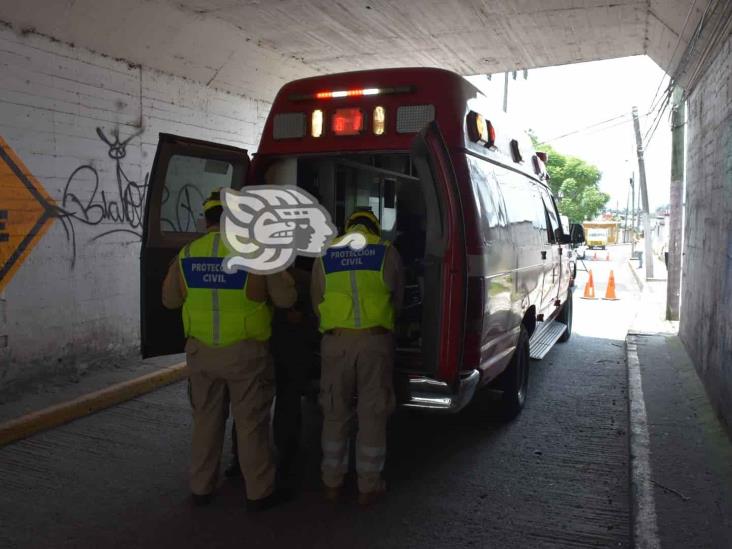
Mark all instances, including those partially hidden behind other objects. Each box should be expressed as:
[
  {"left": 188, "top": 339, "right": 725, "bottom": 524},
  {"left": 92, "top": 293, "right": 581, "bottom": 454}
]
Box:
[
  {"left": 162, "top": 191, "right": 296, "bottom": 511},
  {"left": 311, "top": 209, "right": 404, "bottom": 505}
]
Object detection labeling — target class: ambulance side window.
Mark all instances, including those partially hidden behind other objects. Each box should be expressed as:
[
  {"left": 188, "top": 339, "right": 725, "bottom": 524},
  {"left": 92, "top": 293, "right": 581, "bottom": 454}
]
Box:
[
  {"left": 160, "top": 155, "right": 234, "bottom": 233},
  {"left": 539, "top": 187, "right": 561, "bottom": 243}
]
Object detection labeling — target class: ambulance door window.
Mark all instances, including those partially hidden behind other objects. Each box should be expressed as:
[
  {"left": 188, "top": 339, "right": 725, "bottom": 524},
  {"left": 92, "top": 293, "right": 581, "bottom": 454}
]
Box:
[{"left": 160, "top": 156, "right": 234, "bottom": 234}]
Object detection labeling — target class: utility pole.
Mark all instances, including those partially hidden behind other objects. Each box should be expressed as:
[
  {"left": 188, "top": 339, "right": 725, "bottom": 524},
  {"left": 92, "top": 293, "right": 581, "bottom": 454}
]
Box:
[
  {"left": 630, "top": 174, "right": 636, "bottom": 252},
  {"left": 624, "top": 189, "right": 630, "bottom": 243},
  {"left": 666, "top": 86, "right": 685, "bottom": 320},
  {"left": 632, "top": 106, "right": 654, "bottom": 279},
  {"left": 502, "top": 72, "right": 509, "bottom": 113}
]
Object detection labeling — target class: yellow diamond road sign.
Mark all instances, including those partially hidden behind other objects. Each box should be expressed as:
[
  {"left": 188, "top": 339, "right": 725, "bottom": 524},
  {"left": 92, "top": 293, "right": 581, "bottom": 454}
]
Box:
[{"left": 0, "top": 137, "right": 56, "bottom": 292}]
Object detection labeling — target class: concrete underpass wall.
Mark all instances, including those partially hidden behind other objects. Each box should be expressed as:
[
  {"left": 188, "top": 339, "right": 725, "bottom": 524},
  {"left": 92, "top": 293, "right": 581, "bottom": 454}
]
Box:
[
  {"left": 681, "top": 33, "right": 732, "bottom": 430},
  {"left": 0, "top": 26, "right": 272, "bottom": 392}
]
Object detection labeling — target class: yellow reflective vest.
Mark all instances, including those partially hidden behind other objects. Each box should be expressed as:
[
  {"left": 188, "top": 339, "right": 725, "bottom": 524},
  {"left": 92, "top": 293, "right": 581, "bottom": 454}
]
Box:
[
  {"left": 318, "top": 231, "right": 394, "bottom": 332},
  {"left": 178, "top": 231, "right": 271, "bottom": 346}
]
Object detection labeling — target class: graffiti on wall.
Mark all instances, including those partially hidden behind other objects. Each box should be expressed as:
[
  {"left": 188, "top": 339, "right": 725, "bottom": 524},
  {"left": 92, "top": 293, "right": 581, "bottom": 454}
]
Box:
[
  {"left": 1, "top": 126, "right": 216, "bottom": 286},
  {"left": 0, "top": 137, "right": 57, "bottom": 292},
  {"left": 52, "top": 127, "right": 148, "bottom": 267},
  {"left": 54, "top": 127, "right": 207, "bottom": 266}
]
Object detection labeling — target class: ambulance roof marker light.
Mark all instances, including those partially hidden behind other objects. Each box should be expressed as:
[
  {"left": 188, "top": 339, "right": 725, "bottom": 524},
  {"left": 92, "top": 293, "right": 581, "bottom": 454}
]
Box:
[
  {"left": 311, "top": 109, "right": 323, "bottom": 138},
  {"left": 487, "top": 120, "right": 496, "bottom": 147},
  {"left": 466, "top": 111, "right": 495, "bottom": 147},
  {"left": 373, "top": 106, "right": 386, "bottom": 135}
]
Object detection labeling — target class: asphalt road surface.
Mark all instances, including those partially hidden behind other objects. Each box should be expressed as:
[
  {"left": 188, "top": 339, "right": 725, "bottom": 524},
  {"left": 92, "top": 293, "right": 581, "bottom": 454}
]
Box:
[{"left": 0, "top": 245, "right": 640, "bottom": 549}]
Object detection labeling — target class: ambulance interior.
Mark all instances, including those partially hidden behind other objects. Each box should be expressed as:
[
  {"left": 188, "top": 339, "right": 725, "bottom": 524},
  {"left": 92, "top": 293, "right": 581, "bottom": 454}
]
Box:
[{"left": 259, "top": 154, "right": 436, "bottom": 358}]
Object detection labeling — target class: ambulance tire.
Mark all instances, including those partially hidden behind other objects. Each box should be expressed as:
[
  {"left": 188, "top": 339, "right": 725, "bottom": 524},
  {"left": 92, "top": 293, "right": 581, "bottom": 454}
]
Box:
[
  {"left": 499, "top": 325, "right": 530, "bottom": 420},
  {"left": 558, "top": 290, "right": 573, "bottom": 343}
]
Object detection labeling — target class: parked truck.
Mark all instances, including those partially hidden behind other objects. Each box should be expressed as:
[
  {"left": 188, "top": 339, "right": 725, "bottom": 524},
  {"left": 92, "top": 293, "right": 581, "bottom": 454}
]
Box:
[{"left": 586, "top": 228, "right": 609, "bottom": 250}]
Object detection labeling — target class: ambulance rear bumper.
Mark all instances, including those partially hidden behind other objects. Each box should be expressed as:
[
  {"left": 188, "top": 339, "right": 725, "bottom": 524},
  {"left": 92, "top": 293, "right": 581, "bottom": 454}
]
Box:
[{"left": 401, "top": 369, "right": 480, "bottom": 413}]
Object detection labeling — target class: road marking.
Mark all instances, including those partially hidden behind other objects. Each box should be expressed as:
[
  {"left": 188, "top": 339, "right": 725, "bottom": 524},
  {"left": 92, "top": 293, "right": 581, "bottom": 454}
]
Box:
[
  {"left": 0, "top": 362, "right": 188, "bottom": 447},
  {"left": 626, "top": 335, "right": 660, "bottom": 548}
]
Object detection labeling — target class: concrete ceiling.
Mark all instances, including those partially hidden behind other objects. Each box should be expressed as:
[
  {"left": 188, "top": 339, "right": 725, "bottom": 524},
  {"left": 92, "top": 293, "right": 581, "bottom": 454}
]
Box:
[{"left": 0, "top": 1, "right": 710, "bottom": 100}]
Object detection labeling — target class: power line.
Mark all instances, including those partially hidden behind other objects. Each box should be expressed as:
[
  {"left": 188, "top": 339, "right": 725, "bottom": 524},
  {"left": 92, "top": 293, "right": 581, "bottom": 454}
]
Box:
[
  {"left": 642, "top": 82, "right": 673, "bottom": 146},
  {"left": 537, "top": 113, "right": 631, "bottom": 144},
  {"left": 673, "top": 0, "right": 718, "bottom": 93},
  {"left": 538, "top": 111, "right": 653, "bottom": 145},
  {"left": 646, "top": 0, "right": 698, "bottom": 111},
  {"left": 683, "top": 0, "right": 732, "bottom": 93},
  {"left": 642, "top": 91, "right": 672, "bottom": 148},
  {"left": 643, "top": 0, "right": 732, "bottom": 146},
  {"left": 641, "top": 0, "right": 710, "bottom": 149}
]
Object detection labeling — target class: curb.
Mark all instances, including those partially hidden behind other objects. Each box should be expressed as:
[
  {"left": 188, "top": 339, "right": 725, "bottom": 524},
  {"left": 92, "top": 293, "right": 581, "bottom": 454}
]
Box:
[
  {"left": 0, "top": 362, "right": 189, "bottom": 447},
  {"left": 626, "top": 334, "right": 661, "bottom": 549},
  {"left": 628, "top": 259, "right": 644, "bottom": 291}
]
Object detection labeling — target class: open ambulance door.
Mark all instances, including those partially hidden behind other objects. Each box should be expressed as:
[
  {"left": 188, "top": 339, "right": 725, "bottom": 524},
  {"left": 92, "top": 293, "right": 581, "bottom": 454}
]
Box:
[
  {"left": 410, "top": 122, "right": 466, "bottom": 383},
  {"left": 140, "top": 133, "right": 250, "bottom": 358}
]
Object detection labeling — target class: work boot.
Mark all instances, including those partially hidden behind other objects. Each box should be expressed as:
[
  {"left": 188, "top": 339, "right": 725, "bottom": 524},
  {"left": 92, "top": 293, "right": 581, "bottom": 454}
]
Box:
[
  {"left": 357, "top": 481, "right": 386, "bottom": 506},
  {"left": 246, "top": 487, "right": 292, "bottom": 512},
  {"left": 323, "top": 485, "right": 342, "bottom": 503},
  {"left": 191, "top": 493, "right": 213, "bottom": 507}
]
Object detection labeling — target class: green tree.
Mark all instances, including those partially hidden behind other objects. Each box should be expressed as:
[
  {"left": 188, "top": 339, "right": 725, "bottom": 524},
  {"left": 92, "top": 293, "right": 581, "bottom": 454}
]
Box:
[{"left": 529, "top": 133, "right": 609, "bottom": 222}]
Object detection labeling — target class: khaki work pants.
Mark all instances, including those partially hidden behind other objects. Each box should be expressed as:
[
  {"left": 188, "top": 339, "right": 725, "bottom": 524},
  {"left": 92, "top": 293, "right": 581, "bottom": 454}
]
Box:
[
  {"left": 186, "top": 337, "right": 275, "bottom": 500},
  {"left": 319, "top": 331, "right": 395, "bottom": 493}
]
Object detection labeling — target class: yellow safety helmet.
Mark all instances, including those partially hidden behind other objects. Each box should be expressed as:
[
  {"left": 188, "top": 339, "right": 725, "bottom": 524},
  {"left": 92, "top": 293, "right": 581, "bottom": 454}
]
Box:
[
  {"left": 203, "top": 190, "right": 223, "bottom": 212},
  {"left": 346, "top": 208, "right": 381, "bottom": 236}
]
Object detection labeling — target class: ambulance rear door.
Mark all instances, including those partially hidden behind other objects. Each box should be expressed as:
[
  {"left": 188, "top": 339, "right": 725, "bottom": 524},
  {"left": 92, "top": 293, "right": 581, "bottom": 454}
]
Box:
[
  {"left": 410, "top": 121, "right": 466, "bottom": 384},
  {"left": 140, "top": 133, "right": 249, "bottom": 358}
]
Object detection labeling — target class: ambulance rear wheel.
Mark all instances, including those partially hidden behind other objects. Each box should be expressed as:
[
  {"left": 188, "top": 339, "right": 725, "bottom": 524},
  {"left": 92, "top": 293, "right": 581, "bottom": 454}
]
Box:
[{"left": 499, "top": 325, "right": 529, "bottom": 420}]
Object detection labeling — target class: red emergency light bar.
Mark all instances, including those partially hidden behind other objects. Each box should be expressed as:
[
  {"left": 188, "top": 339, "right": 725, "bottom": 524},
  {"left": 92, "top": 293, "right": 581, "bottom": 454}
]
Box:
[
  {"left": 317, "top": 88, "right": 378, "bottom": 99},
  {"left": 289, "top": 85, "right": 414, "bottom": 102}
]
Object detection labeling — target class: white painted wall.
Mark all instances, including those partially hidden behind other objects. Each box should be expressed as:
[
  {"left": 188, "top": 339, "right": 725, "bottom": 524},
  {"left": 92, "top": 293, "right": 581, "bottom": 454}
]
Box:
[
  {"left": 0, "top": 26, "right": 271, "bottom": 389},
  {"left": 680, "top": 33, "right": 732, "bottom": 430}
]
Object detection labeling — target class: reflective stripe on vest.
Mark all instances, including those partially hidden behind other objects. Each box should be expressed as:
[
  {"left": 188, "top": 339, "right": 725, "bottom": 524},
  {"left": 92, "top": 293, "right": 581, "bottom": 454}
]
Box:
[
  {"left": 318, "top": 232, "right": 394, "bottom": 332},
  {"left": 179, "top": 232, "right": 271, "bottom": 346}
]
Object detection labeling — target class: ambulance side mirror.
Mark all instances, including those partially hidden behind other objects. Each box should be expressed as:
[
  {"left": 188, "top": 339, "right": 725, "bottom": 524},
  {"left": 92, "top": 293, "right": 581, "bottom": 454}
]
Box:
[{"left": 569, "top": 223, "right": 585, "bottom": 244}]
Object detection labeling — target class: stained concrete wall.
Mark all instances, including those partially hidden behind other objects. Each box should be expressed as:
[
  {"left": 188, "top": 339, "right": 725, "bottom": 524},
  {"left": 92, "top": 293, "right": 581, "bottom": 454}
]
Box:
[
  {"left": 681, "top": 33, "right": 732, "bottom": 430},
  {"left": 0, "top": 26, "right": 273, "bottom": 391}
]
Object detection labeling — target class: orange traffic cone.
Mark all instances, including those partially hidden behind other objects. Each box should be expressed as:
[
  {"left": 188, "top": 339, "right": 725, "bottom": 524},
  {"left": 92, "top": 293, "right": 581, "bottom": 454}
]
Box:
[
  {"left": 603, "top": 270, "right": 619, "bottom": 300},
  {"left": 581, "top": 270, "right": 597, "bottom": 299}
]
